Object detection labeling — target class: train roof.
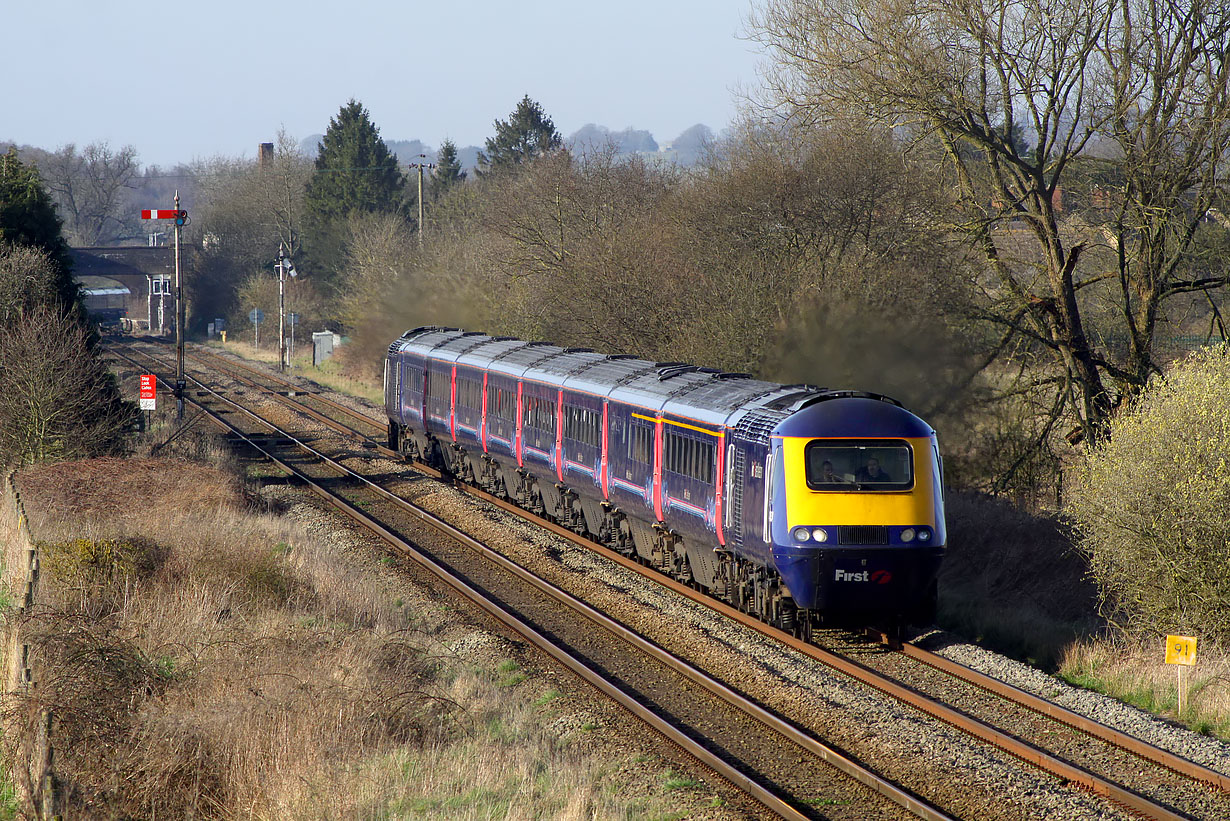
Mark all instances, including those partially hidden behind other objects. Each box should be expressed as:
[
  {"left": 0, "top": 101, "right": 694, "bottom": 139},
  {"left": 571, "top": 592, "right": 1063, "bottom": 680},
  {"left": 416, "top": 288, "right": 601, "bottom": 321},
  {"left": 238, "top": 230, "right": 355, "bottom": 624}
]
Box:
[
  {"left": 566, "top": 356, "right": 659, "bottom": 396},
  {"left": 774, "top": 394, "right": 933, "bottom": 439},
  {"left": 390, "top": 327, "right": 925, "bottom": 434},
  {"left": 456, "top": 337, "right": 532, "bottom": 368}
]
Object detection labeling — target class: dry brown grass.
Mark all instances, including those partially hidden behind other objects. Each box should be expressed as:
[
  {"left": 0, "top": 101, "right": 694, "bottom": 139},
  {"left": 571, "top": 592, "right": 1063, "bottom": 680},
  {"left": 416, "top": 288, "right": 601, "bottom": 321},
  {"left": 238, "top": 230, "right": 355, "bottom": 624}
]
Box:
[
  {"left": 1059, "top": 637, "right": 1230, "bottom": 738},
  {"left": 202, "top": 337, "right": 384, "bottom": 404},
  {"left": 2, "top": 456, "right": 727, "bottom": 820}
]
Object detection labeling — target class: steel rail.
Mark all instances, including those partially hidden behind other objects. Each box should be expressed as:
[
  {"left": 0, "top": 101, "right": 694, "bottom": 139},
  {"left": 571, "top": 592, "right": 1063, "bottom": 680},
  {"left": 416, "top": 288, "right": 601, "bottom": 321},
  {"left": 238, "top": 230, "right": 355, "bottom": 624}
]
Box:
[
  {"left": 111, "top": 344, "right": 950, "bottom": 821},
  {"left": 118, "top": 343, "right": 381, "bottom": 445},
  {"left": 185, "top": 345, "right": 386, "bottom": 432},
  {"left": 869, "top": 629, "right": 1230, "bottom": 793}
]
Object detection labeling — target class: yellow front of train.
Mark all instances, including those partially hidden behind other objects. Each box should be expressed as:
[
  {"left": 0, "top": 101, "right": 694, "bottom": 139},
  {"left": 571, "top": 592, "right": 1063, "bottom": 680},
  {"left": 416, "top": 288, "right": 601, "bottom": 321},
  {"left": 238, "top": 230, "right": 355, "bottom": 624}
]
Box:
[{"left": 768, "top": 397, "right": 946, "bottom": 621}]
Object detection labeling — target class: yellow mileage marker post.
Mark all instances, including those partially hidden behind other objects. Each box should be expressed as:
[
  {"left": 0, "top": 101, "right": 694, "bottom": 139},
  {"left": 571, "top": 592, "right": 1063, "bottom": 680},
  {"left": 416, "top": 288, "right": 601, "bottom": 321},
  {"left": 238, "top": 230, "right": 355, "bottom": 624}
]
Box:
[{"left": 1165, "top": 635, "right": 1198, "bottom": 716}]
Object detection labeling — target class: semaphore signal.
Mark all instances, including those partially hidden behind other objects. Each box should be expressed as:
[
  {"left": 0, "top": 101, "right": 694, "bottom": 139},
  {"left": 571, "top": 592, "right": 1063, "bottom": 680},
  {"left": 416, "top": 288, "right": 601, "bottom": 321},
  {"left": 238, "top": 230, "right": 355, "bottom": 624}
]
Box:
[
  {"left": 141, "top": 195, "right": 188, "bottom": 416},
  {"left": 141, "top": 209, "right": 188, "bottom": 225}
]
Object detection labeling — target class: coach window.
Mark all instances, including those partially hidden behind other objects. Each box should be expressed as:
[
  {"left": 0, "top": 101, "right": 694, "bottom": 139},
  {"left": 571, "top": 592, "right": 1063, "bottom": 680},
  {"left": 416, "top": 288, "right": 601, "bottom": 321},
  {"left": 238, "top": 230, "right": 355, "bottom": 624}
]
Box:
[
  {"left": 664, "top": 431, "right": 716, "bottom": 484},
  {"left": 406, "top": 367, "right": 424, "bottom": 394},
  {"left": 697, "top": 440, "right": 714, "bottom": 484},
  {"left": 631, "top": 419, "right": 653, "bottom": 465},
  {"left": 426, "top": 369, "right": 445, "bottom": 402},
  {"left": 586, "top": 409, "right": 599, "bottom": 447},
  {"left": 489, "top": 387, "right": 514, "bottom": 422},
  {"left": 525, "top": 395, "right": 557, "bottom": 435},
  {"left": 523, "top": 397, "right": 536, "bottom": 430},
  {"left": 458, "top": 377, "right": 480, "bottom": 411},
  {"left": 566, "top": 406, "right": 599, "bottom": 448}
]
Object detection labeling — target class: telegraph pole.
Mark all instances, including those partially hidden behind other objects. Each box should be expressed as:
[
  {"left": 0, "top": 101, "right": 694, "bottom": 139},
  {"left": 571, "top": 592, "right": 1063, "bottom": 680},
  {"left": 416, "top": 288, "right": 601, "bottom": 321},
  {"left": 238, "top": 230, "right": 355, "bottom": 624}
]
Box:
[
  {"left": 409, "top": 154, "right": 436, "bottom": 248},
  {"left": 277, "top": 243, "right": 287, "bottom": 372},
  {"left": 173, "top": 190, "right": 185, "bottom": 418}
]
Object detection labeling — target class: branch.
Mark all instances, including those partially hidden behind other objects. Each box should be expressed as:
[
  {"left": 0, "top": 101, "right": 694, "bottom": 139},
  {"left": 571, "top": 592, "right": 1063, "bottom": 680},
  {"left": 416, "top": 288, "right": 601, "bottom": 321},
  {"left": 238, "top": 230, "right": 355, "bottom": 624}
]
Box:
[{"left": 1161, "top": 276, "right": 1230, "bottom": 299}]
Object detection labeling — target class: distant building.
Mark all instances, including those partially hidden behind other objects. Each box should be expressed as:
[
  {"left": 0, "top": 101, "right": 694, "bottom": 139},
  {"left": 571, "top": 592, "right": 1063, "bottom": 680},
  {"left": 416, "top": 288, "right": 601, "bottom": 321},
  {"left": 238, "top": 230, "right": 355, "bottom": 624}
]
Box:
[{"left": 70, "top": 246, "right": 191, "bottom": 333}]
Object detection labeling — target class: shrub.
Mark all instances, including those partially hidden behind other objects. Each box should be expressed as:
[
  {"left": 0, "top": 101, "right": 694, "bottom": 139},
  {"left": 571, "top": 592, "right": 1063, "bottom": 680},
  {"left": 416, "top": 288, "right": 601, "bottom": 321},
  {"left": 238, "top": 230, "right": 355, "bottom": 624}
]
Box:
[
  {"left": 0, "top": 306, "right": 135, "bottom": 465},
  {"left": 1066, "top": 346, "right": 1230, "bottom": 638},
  {"left": 40, "top": 537, "right": 163, "bottom": 587}
]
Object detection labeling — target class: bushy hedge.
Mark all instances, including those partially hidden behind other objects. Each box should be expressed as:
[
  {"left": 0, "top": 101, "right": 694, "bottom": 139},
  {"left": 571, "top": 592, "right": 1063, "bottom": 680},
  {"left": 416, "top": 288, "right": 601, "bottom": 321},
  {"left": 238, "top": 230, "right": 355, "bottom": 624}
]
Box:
[{"left": 1067, "top": 346, "right": 1230, "bottom": 638}]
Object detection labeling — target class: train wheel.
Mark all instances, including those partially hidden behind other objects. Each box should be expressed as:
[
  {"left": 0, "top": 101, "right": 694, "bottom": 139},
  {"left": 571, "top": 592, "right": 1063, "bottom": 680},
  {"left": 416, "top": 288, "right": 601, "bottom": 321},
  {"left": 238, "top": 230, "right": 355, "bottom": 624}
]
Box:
[{"left": 797, "top": 613, "right": 813, "bottom": 643}]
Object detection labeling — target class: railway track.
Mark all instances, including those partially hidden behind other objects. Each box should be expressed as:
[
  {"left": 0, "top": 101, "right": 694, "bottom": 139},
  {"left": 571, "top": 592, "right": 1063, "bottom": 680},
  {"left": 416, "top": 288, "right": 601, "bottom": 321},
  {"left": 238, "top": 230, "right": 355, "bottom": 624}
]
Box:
[{"left": 109, "top": 338, "right": 1230, "bottom": 820}]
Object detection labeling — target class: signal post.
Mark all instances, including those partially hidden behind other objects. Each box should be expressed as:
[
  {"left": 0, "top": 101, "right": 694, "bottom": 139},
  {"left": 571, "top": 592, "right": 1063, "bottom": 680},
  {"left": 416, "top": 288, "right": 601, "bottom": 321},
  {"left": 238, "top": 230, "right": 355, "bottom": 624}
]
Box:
[{"left": 141, "top": 198, "right": 189, "bottom": 418}]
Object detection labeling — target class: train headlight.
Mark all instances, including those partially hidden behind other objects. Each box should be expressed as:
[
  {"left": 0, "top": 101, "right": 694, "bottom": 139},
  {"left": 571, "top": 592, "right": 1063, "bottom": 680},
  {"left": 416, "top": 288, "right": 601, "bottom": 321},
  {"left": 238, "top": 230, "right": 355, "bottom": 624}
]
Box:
[
  {"left": 918, "top": 528, "right": 932, "bottom": 542},
  {"left": 792, "top": 526, "right": 811, "bottom": 543},
  {"left": 811, "top": 528, "right": 828, "bottom": 542},
  {"left": 901, "top": 527, "right": 916, "bottom": 543}
]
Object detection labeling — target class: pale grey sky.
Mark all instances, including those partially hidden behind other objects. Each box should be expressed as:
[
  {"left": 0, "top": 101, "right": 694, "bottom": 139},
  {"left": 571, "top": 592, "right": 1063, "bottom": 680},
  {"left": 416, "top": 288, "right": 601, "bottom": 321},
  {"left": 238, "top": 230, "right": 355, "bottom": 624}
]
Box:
[{"left": 4, "top": 0, "right": 765, "bottom": 168}]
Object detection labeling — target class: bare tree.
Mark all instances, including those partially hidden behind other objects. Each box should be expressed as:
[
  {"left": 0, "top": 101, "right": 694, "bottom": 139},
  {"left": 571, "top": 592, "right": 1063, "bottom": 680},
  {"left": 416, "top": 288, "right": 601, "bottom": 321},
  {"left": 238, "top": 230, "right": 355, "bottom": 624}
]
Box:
[
  {"left": 477, "top": 148, "right": 685, "bottom": 356},
  {"left": 40, "top": 141, "right": 140, "bottom": 245},
  {"left": 334, "top": 211, "right": 413, "bottom": 333},
  {"left": 252, "top": 129, "right": 313, "bottom": 259},
  {"left": 1102, "top": 0, "right": 1230, "bottom": 391},
  {"left": 670, "top": 123, "right": 966, "bottom": 373},
  {"left": 749, "top": 0, "right": 1230, "bottom": 443},
  {"left": 0, "top": 244, "right": 62, "bottom": 322},
  {"left": 192, "top": 131, "right": 313, "bottom": 331},
  {"left": 0, "top": 306, "right": 134, "bottom": 465}
]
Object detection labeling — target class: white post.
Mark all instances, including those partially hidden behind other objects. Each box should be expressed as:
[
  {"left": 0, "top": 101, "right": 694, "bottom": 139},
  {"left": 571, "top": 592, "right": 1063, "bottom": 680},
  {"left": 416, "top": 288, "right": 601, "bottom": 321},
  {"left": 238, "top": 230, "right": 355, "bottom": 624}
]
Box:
[
  {"left": 277, "top": 243, "right": 286, "bottom": 372},
  {"left": 174, "top": 190, "right": 185, "bottom": 419}
]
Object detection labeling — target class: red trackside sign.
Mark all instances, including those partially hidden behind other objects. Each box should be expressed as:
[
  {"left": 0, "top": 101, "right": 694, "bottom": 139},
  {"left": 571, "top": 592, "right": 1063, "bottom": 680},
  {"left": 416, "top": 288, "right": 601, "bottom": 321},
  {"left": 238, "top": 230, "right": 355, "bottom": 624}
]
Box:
[{"left": 140, "top": 374, "right": 156, "bottom": 411}]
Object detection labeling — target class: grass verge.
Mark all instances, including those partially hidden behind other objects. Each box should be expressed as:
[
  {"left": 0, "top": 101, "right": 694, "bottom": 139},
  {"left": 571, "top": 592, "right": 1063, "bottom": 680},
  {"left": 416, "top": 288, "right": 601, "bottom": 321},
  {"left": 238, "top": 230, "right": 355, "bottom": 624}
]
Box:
[{"left": 4, "top": 453, "right": 738, "bottom": 819}]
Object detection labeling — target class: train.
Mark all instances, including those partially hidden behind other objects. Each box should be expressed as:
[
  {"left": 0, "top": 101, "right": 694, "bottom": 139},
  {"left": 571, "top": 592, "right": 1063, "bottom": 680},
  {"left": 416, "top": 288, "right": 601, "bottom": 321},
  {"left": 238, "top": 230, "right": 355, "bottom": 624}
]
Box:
[{"left": 384, "top": 327, "right": 945, "bottom": 635}]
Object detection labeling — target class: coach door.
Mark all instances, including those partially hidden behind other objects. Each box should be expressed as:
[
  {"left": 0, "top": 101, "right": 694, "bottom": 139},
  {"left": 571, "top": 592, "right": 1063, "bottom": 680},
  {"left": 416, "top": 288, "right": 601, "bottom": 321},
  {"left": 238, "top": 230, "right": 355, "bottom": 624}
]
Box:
[{"left": 725, "top": 442, "right": 745, "bottom": 552}]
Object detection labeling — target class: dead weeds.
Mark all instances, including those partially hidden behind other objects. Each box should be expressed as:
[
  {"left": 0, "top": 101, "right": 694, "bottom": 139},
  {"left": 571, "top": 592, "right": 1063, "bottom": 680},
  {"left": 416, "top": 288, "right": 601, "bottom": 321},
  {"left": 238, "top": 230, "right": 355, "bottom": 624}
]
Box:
[{"left": 3, "top": 454, "right": 737, "bottom": 820}]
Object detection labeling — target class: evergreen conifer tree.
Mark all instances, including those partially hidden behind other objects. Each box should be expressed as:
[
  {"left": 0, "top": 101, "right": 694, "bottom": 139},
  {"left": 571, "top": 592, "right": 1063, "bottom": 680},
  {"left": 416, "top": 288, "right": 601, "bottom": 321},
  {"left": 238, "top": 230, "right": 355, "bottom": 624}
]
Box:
[
  {"left": 304, "top": 100, "right": 407, "bottom": 279},
  {"left": 0, "top": 149, "right": 79, "bottom": 314},
  {"left": 477, "top": 96, "right": 563, "bottom": 174},
  {"left": 429, "top": 139, "right": 466, "bottom": 200},
  {"left": 305, "top": 100, "right": 406, "bottom": 220}
]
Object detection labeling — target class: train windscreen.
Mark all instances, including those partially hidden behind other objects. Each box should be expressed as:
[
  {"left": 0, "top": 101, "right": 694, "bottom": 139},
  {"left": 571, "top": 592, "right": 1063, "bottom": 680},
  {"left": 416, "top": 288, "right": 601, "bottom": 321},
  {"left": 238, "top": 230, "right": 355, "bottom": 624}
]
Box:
[{"left": 804, "top": 439, "right": 913, "bottom": 491}]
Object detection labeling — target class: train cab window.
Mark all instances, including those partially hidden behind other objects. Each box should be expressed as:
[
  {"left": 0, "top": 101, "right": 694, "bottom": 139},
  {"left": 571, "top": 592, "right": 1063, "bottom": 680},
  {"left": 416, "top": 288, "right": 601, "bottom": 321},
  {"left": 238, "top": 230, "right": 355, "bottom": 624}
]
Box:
[{"left": 804, "top": 439, "right": 913, "bottom": 491}]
